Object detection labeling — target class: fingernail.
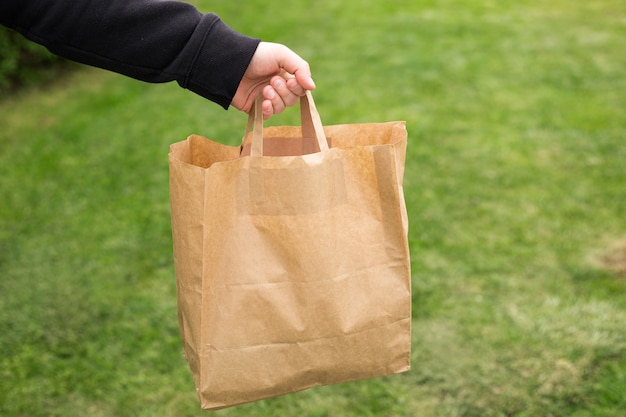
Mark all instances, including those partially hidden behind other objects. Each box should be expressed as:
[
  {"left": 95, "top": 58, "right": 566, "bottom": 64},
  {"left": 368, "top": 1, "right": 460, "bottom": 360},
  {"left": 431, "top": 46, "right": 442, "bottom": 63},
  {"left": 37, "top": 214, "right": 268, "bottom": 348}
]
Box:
[
  {"left": 273, "top": 78, "right": 284, "bottom": 88},
  {"left": 266, "top": 88, "right": 275, "bottom": 99}
]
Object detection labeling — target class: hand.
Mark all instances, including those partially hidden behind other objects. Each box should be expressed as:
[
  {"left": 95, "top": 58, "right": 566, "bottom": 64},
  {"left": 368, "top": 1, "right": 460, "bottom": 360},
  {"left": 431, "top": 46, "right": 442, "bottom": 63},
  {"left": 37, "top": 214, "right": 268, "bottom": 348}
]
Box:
[{"left": 231, "top": 42, "right": 316, "bottom": 119}]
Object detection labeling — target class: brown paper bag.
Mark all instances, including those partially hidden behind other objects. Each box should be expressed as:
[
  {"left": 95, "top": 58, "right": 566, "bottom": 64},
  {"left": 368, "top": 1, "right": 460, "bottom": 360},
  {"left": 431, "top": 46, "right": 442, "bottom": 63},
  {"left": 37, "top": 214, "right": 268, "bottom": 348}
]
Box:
[{"left": 168, "top": 92, "right": 411, "bottom": 410}]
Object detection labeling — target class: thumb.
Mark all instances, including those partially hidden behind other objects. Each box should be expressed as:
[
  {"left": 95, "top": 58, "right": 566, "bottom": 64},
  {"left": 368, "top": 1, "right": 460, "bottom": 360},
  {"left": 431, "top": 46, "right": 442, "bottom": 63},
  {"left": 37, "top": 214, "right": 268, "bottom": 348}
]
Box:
[
  {"left": 276, "top": 44, "right": 316, "bottom": 90},
  {"left": 294, "top": 66, "right": 316, "bottom": 90}
]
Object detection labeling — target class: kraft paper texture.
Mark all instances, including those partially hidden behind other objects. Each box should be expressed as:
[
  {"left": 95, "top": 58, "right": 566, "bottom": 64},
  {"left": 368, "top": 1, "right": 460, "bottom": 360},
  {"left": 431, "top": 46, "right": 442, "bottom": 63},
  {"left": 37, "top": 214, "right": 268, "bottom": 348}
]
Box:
[{"left": 168, "top": 92, "right": 411, "bottom": 410}]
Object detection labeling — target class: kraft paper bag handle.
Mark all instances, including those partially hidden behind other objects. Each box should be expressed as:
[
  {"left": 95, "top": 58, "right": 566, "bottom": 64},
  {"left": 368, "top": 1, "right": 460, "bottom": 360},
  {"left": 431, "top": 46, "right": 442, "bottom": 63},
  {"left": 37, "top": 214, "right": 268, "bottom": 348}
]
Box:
[{"left": 244, "top": 90, "right": 329, "bottom": 157}]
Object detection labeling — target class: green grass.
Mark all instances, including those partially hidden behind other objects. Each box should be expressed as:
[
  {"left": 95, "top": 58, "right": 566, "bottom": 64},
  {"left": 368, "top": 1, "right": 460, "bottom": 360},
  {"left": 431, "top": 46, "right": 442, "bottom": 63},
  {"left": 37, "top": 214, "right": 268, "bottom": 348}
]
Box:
[{"left": 1, "top": 0, "right": 625, "bottom": 416}]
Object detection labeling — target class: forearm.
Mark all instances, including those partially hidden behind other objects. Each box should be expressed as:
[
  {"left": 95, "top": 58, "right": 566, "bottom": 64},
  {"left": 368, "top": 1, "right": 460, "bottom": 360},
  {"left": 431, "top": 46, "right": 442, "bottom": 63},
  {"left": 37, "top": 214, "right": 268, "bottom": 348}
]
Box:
[{"left": 0, "top": 0, "right": 260, "bottom": 108}]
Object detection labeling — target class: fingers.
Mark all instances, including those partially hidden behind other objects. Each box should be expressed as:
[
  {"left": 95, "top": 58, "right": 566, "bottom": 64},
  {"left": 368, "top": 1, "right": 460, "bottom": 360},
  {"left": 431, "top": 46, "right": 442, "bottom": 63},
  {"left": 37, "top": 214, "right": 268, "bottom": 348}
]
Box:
[
  {"left": 234, "top": 42, "right": 316, "bottom": 118},
  {"left": 273, "top": 76, "right": 300, "bottom": 107},
  {"left": 261, "top": 97, "right": 273, "bottom": 120},
  {"left": 261, "top": 75, "right": 308, "bottom": 119},
  {"left": 261, "top": 84, "right": 277, "bottom": 120},
  {"left": 285, "top": 77, "right": 307, "bottom": 96}
]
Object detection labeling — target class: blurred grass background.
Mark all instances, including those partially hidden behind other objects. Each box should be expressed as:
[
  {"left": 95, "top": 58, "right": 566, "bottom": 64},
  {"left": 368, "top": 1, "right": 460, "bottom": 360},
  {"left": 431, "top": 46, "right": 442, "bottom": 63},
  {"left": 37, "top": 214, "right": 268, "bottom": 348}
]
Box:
[{"left": 1, "top": 0, "right": 625, "bottom": 416}]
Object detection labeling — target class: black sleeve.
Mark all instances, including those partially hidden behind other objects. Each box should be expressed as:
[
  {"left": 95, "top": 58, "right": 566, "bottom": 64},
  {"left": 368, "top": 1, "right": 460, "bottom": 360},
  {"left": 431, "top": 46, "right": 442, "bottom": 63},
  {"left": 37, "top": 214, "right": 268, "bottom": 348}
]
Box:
[{"left": 0, "top": 0, "right": 261, "bottom": 109}]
